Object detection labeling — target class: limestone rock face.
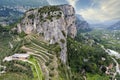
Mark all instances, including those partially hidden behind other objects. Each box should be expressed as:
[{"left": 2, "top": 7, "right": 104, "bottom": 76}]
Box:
[
  {"left": 17, "top": 4, "right": 77, "bottom": 63},
  {"left": 59, "top": 5, "right": 77, "bottom": 38}
]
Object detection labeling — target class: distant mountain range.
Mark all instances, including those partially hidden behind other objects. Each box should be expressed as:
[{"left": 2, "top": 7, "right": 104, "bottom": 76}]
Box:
[
  {"left": 76, "top": 14, "right": 91, "bottom": 32},
  {"left": 0, "top": 7, "right": 23, "bottom": 25},
  {"left": 0, "top": 0, "right": 49, "bottom": 8},
  {"left": 90, "top": 19, "right": 120, "bottom": 29},
  {"left": 0, "top": 0, "right": 49, "bottom": 25},
  {"left": 107, "top": 21, "right": 120, "bottom": 30}
]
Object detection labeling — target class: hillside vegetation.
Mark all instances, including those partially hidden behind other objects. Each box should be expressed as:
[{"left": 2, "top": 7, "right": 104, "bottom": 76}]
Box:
[
  {"left": 67, "top": 33, "right": 114, "bottom": 79},
  {"left": 0, "top": 25, "right": 72, "bottom": 80}
]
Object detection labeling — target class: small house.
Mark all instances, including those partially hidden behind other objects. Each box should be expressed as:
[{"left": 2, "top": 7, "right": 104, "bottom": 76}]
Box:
[{"left": 12, "top": 54, "right": 29, "bottom": 60}]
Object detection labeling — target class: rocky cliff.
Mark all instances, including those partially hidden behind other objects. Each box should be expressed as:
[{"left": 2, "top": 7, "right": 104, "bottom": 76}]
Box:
[{"left": 17, "top": 4, "right": 77, "bottom": 63}]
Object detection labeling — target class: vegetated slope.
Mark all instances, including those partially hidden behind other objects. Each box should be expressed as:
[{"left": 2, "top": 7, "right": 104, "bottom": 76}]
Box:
[
  {"left": 0, "top": 25, "right": 33, "bottom": 80},
  {"left": 67, "top": 33, "right": 114, "bottom": 79},
  {"left": 0, "top": 30, "right": 72, "bottom": 80},
  {"left": 0, "top": 25, "right": 13, "bottom": 63},
  {"left": 68, "top": 29, "right": 120, "bottom": 79}
]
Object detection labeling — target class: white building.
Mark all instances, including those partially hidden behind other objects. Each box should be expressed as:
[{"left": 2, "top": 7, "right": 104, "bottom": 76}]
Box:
[
  {"left": 3, "top": 53, "right": 30, "bottom": 62},
  {"left": 12, "top": 54, "right": 29, "bottom": 59}
]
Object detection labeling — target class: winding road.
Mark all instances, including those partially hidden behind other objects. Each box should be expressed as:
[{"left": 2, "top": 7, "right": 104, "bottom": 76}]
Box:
[
  {"left": 105, "top": 49, "right": 120, "bottom": 74},
  {"left": 101, "top": 45, "right": 120, "bottom": 77}
]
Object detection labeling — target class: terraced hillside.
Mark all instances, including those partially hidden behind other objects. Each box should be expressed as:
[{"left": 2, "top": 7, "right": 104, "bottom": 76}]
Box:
[
  {"left": 21, "top": 34, "right": 59, "bottom": 80},
  {"left": 0, "top": 32, "right": 72, "bottom": 80}
]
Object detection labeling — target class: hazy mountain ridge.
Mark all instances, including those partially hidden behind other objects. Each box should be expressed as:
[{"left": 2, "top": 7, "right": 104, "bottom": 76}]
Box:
[
  {"left": 108, "top": 21, "right": 120, "bottom": 30},
  {"left": 0, "top": 0, "right": 49, "bottom": 25},
  {"left": 0, "top": 7, "right": 23, "bottom": 25},
  {"left": 90, "top": 19, "right": 120, "bottom": 29},
  {"left": 76, "top": 14, "right": 91, "bottom": 32},
  {"left": 0, "top": 0, "right": 49, "bottom": 8}
]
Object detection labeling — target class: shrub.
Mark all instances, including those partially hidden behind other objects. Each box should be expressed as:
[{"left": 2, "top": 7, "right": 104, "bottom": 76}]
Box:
[
  {"left": 49, "top": 72, "right": 54, "bottom": 77},
  {"left": 53, "top": 45, "right": 61, "bottom": 53},
  {"left": 45, "top": 61, "right": 50, "bottom": 66},
  {"left": 28, "top": 14, "right": 35, "bottom": 19},
  {"left": 0, "top": 67, "right": 4, "bottom": 71},
  {"left": 60, "top": 39, "right": 65, "bottom": 43},
  {"left": 19, "top": 31, "right": 27, "bottom": 38},
  {"left": 62, "top": 31, "right": 66, "bottom": 37}
]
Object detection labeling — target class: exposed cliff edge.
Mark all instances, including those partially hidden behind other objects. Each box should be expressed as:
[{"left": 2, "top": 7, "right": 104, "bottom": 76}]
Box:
[{"left": 16, "top": 4, "right": 77, "bottom": 63}]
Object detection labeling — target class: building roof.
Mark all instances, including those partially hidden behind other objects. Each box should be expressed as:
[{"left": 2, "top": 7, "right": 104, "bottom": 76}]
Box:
[
  {"left": 3, "top": 56, "right": 12, "bottom": 61},
  {"left": 12, "top": 54, "right": 29, "bottom": 58}
]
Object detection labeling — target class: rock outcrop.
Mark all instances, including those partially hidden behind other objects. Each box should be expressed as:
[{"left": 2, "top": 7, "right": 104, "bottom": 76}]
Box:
[{"left": 17, "top": 4, "right": 77, "bottom": 63}]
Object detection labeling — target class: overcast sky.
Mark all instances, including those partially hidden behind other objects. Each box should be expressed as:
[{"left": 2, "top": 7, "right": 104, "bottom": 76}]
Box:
[{"left": 47, "top": 0, "right": 120, "bottom": 23}]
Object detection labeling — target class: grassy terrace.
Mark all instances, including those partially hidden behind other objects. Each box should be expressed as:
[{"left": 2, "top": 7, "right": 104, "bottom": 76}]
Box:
[
  {"left": 22, "top": 34, "right": 54, "bottom": 62},
  {"left": 28, "top": 56, "right": 43, "bottom": 80},
  {"left": 22, "top": 34, "right": 59, "bottom": 79}
]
